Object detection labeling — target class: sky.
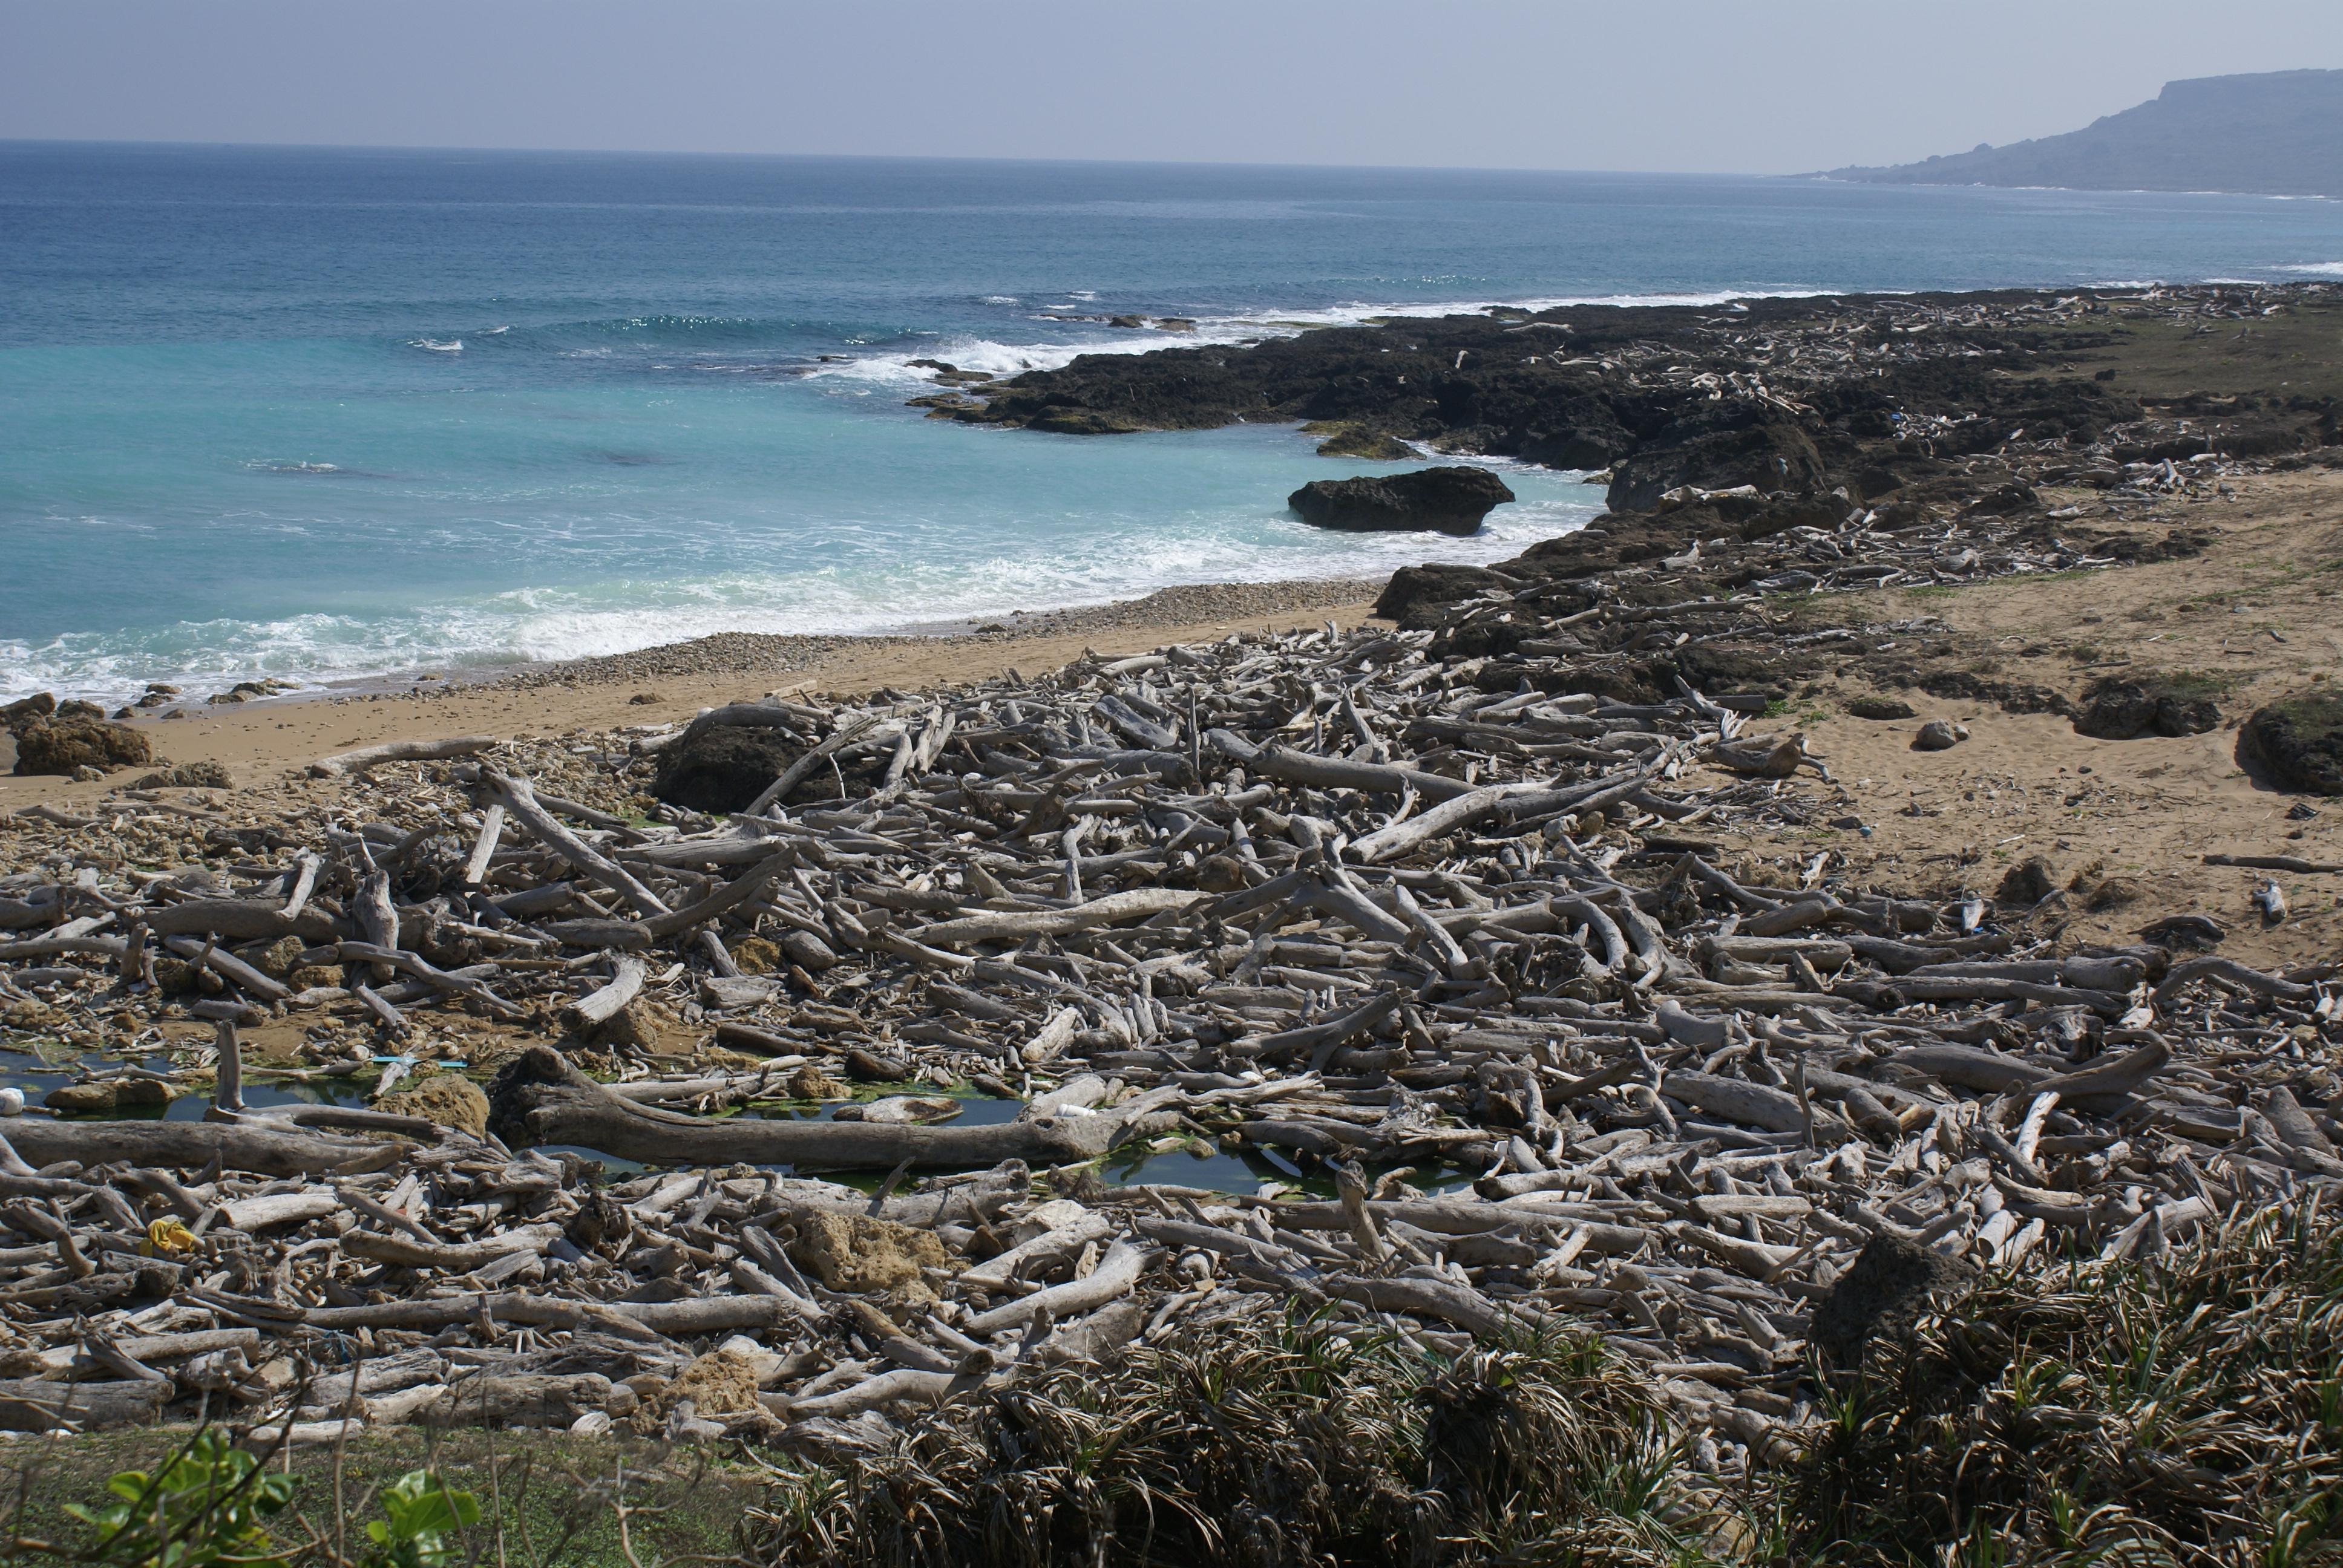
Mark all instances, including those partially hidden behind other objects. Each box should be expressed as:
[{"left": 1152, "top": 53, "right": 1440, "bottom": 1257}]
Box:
[{"left": 4, "top": 1, "right": 2341, "bottom": 174}]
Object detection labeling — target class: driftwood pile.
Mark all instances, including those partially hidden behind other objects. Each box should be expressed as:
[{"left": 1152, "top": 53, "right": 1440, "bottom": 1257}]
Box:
[{"left": 0, "top": 540, "right": 2337, "bottom": 1477}]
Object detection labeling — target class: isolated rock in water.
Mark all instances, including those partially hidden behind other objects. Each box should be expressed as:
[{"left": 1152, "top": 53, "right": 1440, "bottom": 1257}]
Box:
[
  {"left": 1288, "top": 466, "right": 1516, "bottom": 535},
  {"left": 1847, "top": 695, "right": 1917, "bottom": 720},
  {"left": 2076, "top": 675, "right": 2223, "bottom": 740},
  {"left": 1811, "top": 1234, "right": 1976, "bottom": 1368},
  {"left": 375, "top": 1074, "right": 491, "bottom": 1135},
  {"left": 1606, "top": 414, "right": 1825, "bottom": 514},
  {"left": 11, "top": 718, "right": 152, "bottom": 777},
  {"left": 831, "top": 1095, "right": 964, "bottom": 1125},
  {"left": 2239, "top": 690, "right": 2343, "bottom": 794},
  {"left": 1912, "top": 719, "right": 1969, "bottom": 751}
]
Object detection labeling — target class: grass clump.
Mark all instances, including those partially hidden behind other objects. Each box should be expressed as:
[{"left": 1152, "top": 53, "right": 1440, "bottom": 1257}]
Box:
[
  {"left": 752, "top": 1308, "right": 1714, "bottom": 1567},
  {"left": 1785, "top": 1202, "right": 2343, "bottom": 1566}
]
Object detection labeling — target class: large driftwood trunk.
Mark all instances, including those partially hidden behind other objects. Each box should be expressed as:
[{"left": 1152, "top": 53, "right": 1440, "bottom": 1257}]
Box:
[
  {"left": 2, "top": 1119, "right": 405, "bottom": 1177},
  {"left": 0, "top": 1376, "right": 171, "bottom": 1431},
  {"left": 485, "top": 1045, "right": 1118, "bottom": 1168}
]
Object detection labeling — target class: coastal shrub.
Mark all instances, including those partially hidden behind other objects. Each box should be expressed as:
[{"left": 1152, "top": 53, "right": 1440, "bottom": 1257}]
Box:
[
  {"left": 752, "top": 1307, "right": 1712, "bottom": 1567},
  {"left": 1783, "top": 1202, "right": 2343, "bottom": 1565}
]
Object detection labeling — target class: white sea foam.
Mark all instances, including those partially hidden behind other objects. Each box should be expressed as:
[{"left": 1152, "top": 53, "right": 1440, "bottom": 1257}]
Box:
[
  {"left": 408, "top": 338, "right": 464, "bottom": 353},
  {"left": 2279, "top": 262, "right": 2343, "bottom": 276},
  {"left": 813, "top": 284, "right": 1835, "bottom": 390},
  {"left": 0, "top": 485, "right": 1596, "bottom": 705}
]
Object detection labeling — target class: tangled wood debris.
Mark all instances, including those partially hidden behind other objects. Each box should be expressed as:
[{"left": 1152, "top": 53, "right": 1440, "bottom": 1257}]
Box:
[{"left": 0, "top": 314, "right": 2338, "bottom": 1478}]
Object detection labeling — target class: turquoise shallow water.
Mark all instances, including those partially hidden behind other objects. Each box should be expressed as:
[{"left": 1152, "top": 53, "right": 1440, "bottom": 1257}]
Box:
[{"left": 7, "top": 142, "right": 2343, "bottom": 703}]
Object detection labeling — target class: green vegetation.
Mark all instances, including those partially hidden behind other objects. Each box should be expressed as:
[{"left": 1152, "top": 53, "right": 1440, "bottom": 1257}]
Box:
[
  {"left": 61, "top": 1430, "right": 297, "bottom": 1568},
  {"left": 5, "top": 1430, "right": 747, "bottom": 1568}
]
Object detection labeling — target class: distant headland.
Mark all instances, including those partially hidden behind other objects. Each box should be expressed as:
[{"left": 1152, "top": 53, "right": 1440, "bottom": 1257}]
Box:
[{"left": 1826, "top": 68, "right": 2343, "bottom": 199}]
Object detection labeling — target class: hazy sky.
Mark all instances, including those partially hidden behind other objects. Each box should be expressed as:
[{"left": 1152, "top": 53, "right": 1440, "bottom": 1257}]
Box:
[{"left": 4, "top": 1, "right": 2339, "bottom": 174}]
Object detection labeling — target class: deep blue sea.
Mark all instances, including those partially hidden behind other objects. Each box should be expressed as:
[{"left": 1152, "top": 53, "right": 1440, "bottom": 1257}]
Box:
[{"left": 8, "top": 142, "right": 2343, "bottom": 703}]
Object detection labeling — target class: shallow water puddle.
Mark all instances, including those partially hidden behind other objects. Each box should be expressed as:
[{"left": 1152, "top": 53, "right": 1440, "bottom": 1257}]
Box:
[{"left": 0, "top": 1051, "right": 1355, "bottom": 1195}]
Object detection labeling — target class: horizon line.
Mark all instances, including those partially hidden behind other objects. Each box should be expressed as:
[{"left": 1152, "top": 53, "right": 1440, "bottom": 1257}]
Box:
[{"left": 0, "top": 134, "right": 1777, "bottom": 181}]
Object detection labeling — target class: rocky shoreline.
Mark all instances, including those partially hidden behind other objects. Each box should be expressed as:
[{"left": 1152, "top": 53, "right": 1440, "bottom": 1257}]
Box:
[{"left": 0, "top": 283, "right": 2338, "bottom": 1561}]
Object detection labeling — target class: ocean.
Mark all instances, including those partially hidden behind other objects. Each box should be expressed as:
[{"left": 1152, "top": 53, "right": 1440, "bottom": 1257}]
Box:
[{"left": 7, "top": 141, "right": 2343, "bottom": 705}]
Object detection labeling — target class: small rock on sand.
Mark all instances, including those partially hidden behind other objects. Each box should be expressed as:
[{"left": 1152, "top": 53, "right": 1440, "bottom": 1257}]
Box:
[{"left": 1912, "top": 719, "right": 1969, "bottom": 751}]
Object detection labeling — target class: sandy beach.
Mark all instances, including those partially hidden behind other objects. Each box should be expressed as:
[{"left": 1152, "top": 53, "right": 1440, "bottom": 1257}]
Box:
[{"left": 0, "top": 579, "right": 1384, "bottom": 809}]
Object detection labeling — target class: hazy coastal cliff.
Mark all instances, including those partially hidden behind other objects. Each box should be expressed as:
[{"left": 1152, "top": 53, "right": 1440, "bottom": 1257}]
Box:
[{"left": 1827, "top": 69, "right": 2343, "bottom": 198}]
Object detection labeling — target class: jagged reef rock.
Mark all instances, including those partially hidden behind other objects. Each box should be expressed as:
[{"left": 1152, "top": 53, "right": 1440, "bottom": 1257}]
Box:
[{"left": 1288, "top": 466, "right": 1515, "bottom": 535}]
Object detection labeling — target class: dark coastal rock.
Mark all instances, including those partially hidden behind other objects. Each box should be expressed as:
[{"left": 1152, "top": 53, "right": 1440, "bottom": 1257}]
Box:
[
  {"left": 1375, "top": 564, "right": 1509, "bottom": 629},
  {"left": 1288, "top": 467, "right": 1516, "bottom": 535},
  {"left": 1306, "top": 422, "right": 1415, "bottom": 460},
  {"left": 1605, "top": 414, "right": 1826, "bottom": 514},
  {"left": 11, "top": 718, "right": 152, "bottom": 777},
  {"left": 1516, "top": 416, "right": 1636, "bottom": 471},
  {"left": 1960, "top": 480, "right": 2042, "bottom": 517},
  {"left": 1811, "top": 1234, "right": 1976, "bottom": 1368},
  {"left": 2239, "top": 690, "right": 2343, "bottom": 794},
  {"left": 1028, "top": 408, "right": 1144, "bottom": 436},
  {"left": 653, "top": 728, "right": 875, "bottom": 814},
  {"left": 2075, "top": 675, "right": 2224, "bottom": 740},
  {"left": 1847, "top": 696, "right": 1918, "bottom": 720}
]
